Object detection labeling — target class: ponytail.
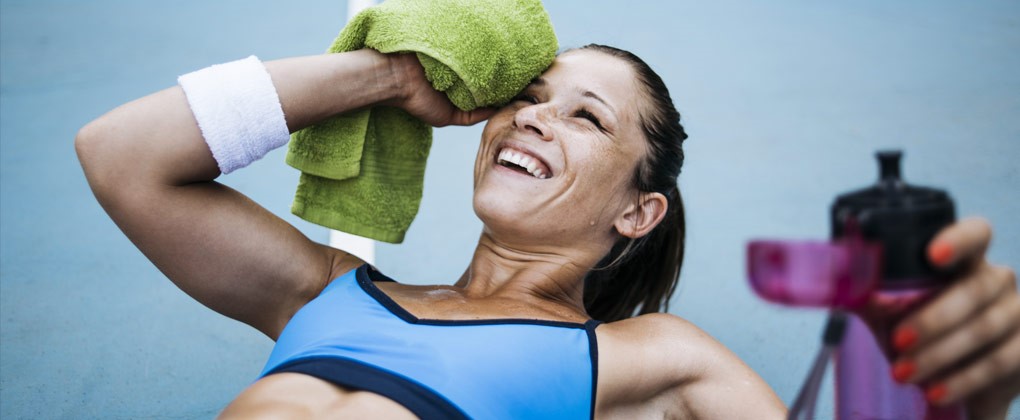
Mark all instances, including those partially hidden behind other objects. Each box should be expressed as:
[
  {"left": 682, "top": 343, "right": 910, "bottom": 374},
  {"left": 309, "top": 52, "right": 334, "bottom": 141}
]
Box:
[{"left": 584, "top": 189, "right": 685, "bottom": 322}]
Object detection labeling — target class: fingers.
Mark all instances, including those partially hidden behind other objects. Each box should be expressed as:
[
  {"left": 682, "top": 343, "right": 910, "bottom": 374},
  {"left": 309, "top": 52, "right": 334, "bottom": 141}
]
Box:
[
  {"left": 893, "top": 284, "right": 1019, "bottom": 380},
  {"left": 890, "top": 265, "right": 1020, "bottom": 404},
  {"left": 912, "top": 288, "right": 1020, "bottom": 383},
  {"left": 927, "top": 323, "right": 1020, "bottom": 405},
  {"left": 894, "top": 264, "right": 1017, "bottom": 352},
  {"left": 888, "top": 216, "right": 1020, "bottom": 409},
  {"left": 927, "top": 217, "right": 992, "bottom": 268}
]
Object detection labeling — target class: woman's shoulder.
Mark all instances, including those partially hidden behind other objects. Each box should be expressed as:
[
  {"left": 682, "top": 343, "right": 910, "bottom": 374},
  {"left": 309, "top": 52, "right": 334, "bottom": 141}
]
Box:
[
  {"left": 598, "top": 312, "right": 724, "bottom": 374},
  {"left": 595, "top": 313, "right": 786, "bottom": 418},
  {"left": 595, "top": 314, "right": 721, "bottom": 400},
  {"left": 601, "top": 313, "right": 713, "bottom": 347}
]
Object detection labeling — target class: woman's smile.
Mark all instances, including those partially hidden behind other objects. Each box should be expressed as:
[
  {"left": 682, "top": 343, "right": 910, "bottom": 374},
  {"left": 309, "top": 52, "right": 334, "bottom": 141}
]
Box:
[{"left": 496, "top": 148, "right": 550, "bottom": 179}]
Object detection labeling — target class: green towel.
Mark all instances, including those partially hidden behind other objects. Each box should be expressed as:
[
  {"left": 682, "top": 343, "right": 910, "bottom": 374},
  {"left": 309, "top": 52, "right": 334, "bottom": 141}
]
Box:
[{"left": 287, "top": 0, "right": 558, "bottom": 243}]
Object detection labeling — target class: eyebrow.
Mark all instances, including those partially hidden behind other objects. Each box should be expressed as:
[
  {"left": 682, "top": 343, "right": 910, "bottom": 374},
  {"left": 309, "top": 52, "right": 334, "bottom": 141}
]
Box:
[
  {"left": 581, "top": 90, "right": 615, "bottom": 114},
  {"left": 531, "top": 77, "right": 616, "bottom": 114}
]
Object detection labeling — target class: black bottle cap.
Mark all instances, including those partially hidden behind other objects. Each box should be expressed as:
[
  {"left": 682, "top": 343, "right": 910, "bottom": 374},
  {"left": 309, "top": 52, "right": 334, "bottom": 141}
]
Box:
[{"left": 830, "top": 151, "right": 956, "bottom": 288}]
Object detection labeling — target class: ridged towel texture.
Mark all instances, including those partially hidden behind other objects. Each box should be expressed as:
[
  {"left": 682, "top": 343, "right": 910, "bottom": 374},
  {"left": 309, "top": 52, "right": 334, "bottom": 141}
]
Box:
[{"left": 286, "top": 0, "right": 558, "bottom": 243}]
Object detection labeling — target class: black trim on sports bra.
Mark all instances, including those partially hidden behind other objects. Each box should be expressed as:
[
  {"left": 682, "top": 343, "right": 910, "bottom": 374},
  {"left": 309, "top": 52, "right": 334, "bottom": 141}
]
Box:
[
  {"left": 585, "top": 319, "right": 601, "bottom": 420},
  {"left": 268, "top": 357, "right": 470, "bottom": 420},
  {"left": 356, "top": 264, "right": 595, "bottom": 329},
  {"left": 347, "top": 264, "right": 602, "bottom": 418}
]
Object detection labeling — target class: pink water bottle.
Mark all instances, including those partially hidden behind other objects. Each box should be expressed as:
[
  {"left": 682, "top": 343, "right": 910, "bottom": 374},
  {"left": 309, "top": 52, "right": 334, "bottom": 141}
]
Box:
[
  {"left": 830, "top": 151, "right": 963, "bottom": 419},
  {"left": 748, "top": 151, "right": 966, "bottom": 419}
]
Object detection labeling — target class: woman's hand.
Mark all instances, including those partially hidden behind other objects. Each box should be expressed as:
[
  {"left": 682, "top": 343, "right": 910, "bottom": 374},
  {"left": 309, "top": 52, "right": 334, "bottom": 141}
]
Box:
[
  {"left": 385, "top": 53, "right": 495, "bottom": 127},
  {"left": 890, "top": 217, "right": 1020, "bottom": 419}
]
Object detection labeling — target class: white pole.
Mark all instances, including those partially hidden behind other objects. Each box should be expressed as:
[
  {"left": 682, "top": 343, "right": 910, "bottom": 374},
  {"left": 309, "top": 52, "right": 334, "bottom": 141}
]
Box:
[
  {"left": 347, "top": 0, "right": 377, "bottom": 20},
  {"left": 329, "top": 0, "right": 379, "bottom": 264}
]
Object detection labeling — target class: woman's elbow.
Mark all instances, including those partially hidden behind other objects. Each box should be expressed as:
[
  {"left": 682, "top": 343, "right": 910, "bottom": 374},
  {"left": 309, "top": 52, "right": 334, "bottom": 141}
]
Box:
[
  {"left": 75, "top": 117, "right": 121, "bottom": 200},
  {"left": 75, "top": 119, "right": 101, "bottom": 165}
]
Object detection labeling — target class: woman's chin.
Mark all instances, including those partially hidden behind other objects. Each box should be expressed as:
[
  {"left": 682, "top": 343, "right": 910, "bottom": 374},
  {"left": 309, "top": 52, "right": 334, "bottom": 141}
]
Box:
[
  {"left": 473, "top": 179, "right": 533, "bottom": 217},
  {"left": 473, "top": 198, "right": 526, "bottom": 231},
  {"left": 473, "top": 198, "right": 547, "bottom": 240}
]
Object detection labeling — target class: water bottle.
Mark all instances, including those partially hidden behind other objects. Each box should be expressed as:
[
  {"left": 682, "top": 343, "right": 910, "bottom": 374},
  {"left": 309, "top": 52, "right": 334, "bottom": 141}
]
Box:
[
  {"left": 747, "top": 150, "right": 966, "bottom": 419},
  {"left": 831, "top": 151, "right": 964, "bottom": 419}
]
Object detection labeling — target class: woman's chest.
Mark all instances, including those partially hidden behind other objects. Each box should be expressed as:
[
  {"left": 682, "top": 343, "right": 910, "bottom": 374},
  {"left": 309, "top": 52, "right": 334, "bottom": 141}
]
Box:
[{"left": 267, "top": 276, "right": 602, "bottom": 418}]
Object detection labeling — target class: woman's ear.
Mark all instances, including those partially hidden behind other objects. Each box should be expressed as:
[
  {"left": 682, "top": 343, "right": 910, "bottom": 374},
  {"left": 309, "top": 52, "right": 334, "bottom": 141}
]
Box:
[{"left": 614, "top": 192, "right": 668, "bottom": 239}]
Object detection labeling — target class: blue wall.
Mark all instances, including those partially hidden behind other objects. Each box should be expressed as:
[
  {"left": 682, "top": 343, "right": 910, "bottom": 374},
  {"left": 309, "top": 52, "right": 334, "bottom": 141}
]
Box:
[{"left": 2, "top": 0, "right": 1017, "bottom": 418}]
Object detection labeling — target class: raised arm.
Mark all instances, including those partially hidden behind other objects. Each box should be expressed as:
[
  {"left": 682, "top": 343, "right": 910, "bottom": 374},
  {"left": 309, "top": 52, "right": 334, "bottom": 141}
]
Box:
[{"left": 75, "top": 50, "right": 491, "bottom": 339}]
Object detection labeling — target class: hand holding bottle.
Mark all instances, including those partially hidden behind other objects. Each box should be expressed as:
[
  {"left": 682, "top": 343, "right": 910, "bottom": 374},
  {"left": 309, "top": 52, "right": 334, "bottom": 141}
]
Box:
[
  {"left": 747, "top": 151, "right": 1017, "bottom": 419},
  {"left": 889, "top": 218, "right": 1019, "bottom": 419}
]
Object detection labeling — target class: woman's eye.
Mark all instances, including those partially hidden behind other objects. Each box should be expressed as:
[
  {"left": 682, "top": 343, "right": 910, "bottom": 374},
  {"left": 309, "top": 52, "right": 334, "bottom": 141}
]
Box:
[
  {"left": 513, "top": 94, "right": 538, "bottom": 104},
  {"left": 575, "top": 109, "right": 605, "bottom": 131}
]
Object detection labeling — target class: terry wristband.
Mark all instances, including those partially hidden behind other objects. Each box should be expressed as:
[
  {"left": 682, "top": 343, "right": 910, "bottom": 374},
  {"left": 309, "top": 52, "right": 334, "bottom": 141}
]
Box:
[{"left": 178, "top": 55, "right": 290, "bottom": 174}]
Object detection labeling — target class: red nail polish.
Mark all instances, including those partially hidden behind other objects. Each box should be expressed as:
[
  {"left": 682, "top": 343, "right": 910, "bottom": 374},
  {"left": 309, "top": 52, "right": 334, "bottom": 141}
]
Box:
[
  {"left": 926, "top": 383, "right": 948, "bottom": 404},
  {"left": 891, "top": 360, "right": 915, "bottom": 383},
  {"left": 928, "top": 241, "right": 954, "bottom": 266},
  {"left": 893, "top": 327, "right": 918, "bottom": 351}
]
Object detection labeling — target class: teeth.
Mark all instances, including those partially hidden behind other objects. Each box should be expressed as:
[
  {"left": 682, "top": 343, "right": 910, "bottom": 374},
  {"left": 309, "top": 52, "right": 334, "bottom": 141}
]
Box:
[
  {"left": 524, "top": 159, "right": 537, "bottom": 173},
  {"left": 519, "top": 156, "right": 533, "bottom": 172},
  {"left": 497, "top": 148, "right": 550, "bottom": 179}
]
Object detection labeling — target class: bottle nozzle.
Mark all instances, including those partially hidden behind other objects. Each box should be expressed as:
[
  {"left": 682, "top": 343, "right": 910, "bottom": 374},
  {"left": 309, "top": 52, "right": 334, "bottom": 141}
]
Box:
[{"left": 877, "top": 150, "right": 902, "bottom": 182}]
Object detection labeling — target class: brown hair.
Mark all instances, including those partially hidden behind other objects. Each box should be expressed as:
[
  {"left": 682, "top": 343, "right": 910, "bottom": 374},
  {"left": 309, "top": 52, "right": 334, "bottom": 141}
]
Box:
[{"left": 577, "top": 44, "right": 689, "bottom": 322}]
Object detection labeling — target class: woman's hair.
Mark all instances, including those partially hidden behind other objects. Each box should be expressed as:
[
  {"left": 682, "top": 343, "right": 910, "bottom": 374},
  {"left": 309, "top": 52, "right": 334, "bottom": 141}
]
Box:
[{"left": 577, "top": 44, "right": 689, "bottom": 322}]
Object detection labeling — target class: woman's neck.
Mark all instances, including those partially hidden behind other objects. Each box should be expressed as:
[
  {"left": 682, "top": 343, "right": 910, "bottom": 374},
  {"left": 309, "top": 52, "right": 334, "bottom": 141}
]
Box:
[{"left": 455, "top": 232, "right": 602, "bottom": 316}]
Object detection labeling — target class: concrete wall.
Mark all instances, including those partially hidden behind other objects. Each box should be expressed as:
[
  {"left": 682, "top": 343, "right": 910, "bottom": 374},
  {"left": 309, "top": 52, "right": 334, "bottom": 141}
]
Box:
[{"left": 2, "top": 0, "right": 1017, "bottom": 417}]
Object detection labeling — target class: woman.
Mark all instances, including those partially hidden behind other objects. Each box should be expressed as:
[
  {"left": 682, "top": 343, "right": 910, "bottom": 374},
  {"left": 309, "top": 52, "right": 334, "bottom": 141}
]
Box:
[{"left": 76, "top": 44, "right": 1019, "bottom": 418}]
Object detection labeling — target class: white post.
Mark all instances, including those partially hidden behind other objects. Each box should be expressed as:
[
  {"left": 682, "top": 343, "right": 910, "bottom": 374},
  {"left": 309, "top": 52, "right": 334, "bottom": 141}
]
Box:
[
  {"left": 347, "top": 0, "right": 377, "bottom": 19},
  {"left": 329, "top": 0, "right": 379, "bottom": 264}
]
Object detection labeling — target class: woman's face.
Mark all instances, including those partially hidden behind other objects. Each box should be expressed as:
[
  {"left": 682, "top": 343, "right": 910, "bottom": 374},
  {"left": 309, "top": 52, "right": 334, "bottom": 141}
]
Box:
[{"left": 473, "top": 50, "right": 650, "bottom": 251}]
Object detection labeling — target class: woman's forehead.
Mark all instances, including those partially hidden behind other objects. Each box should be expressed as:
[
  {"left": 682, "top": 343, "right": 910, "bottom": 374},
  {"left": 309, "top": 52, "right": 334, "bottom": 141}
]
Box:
[{"left": 539, "top": 51, "right": 642, "bottom": 113}]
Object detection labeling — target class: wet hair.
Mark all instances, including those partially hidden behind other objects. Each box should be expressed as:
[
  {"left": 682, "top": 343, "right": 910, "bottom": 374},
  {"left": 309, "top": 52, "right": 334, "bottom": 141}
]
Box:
[{"left": 575, "top": 44, "right": 688, "bottom": 322}]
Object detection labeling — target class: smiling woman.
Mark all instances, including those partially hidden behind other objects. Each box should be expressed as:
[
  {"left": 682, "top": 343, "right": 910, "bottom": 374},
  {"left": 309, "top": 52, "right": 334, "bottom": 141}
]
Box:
[
  {"left": 72, "top": 22, "right": 1019, "bottom": 420},
  {"left": 478, "top": 46, "right": 690, "bottom": 324},
  {"left": 75, "top": 44, "right": 786, "bottom": 418}
]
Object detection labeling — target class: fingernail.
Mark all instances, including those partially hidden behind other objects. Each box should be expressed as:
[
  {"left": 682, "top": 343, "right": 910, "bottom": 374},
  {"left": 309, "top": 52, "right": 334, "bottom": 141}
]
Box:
[
  {"left": 926, "top": 383, "right": 948, "bottom": 404},
  {"left": 891, "top": 360, "right": 916, "bottom": 382},
  {"left": 893, "top": 326, "right": 918, "bottom": 351},
  {"left": 928, "top": 240, "right": 954, "bottom": 267}
]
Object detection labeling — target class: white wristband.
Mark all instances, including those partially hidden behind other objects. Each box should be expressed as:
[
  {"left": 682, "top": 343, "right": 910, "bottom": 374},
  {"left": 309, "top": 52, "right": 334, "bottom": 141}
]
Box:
[{"left": 178, "top": 56, "right": 290, "bottom": 174}]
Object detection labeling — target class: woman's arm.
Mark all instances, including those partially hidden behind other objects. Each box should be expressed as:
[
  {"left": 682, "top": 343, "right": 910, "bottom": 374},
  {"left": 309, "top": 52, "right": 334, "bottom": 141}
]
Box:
[
  {"left": 658, "top": 315, "right": 788, "bottom": 419},
  {"left": 598, "top": 314, "right": 787, "bottom": 419},
  {"left": 75, "top": 50, "right": 491, "bottom": 339}
]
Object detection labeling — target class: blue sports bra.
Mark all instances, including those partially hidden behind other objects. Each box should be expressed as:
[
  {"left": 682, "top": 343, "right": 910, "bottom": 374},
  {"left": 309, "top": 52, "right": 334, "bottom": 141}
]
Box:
[{"left": 260, "top": 265, "right": 601, "bottom": 419}]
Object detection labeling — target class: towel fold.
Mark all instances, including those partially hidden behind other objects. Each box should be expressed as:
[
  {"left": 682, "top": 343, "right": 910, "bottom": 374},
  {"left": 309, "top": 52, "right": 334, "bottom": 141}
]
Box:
[{"left": 287, "top": 0, "right": 558, "bottom": 243}]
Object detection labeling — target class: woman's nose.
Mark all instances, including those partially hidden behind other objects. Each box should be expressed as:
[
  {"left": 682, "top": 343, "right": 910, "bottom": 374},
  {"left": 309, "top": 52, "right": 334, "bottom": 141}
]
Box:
[{"left": 512, "top": 104, "right": 554, "bottom": 141}]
